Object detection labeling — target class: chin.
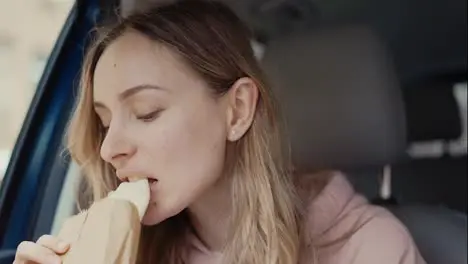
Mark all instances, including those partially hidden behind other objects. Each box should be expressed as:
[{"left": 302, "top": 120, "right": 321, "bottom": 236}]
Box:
[{"left": 140, "top": 202, "right": 185, "bottom": 226}]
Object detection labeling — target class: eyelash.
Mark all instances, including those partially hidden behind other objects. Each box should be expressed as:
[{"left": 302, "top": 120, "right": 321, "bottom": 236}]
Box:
[
  {"left": 136, "top": 110, "right": 161, "bottom": 122},
  {"left": 100, "top": 110, "right": 161, "bottom": 133}
]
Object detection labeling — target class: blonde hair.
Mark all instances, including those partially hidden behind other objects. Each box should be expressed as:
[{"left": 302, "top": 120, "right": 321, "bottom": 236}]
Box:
[{"left": 67, "top": 1, "right": 303, "bottom": 263}]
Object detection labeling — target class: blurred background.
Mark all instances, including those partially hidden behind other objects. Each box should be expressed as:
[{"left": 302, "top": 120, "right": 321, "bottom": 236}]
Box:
[{"left": 0, "top": 0, "right": 73, "bottom": 180}]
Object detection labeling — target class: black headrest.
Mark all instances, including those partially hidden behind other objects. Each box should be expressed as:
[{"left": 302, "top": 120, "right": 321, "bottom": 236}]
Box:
[
  {"left": 403, "top": 81, "right": 462, "bottom": 142},
  {"left": 262, "top": 25, "right": 407, "bottom": 171}
]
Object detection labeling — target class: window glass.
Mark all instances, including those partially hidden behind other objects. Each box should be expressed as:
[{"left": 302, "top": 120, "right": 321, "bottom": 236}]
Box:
[{"left": 0, "top": 0, "right": 74, "bottom": 184}]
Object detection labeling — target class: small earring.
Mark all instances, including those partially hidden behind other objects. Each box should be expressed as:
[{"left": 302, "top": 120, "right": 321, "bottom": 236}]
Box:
[{"left": 230, "top": 130, "right": 237, "bottom": 140}]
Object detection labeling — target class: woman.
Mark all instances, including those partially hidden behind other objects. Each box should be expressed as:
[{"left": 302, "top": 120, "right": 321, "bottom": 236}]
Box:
[{"left": 14, "top": 1, "right": 425, "bottom": 263}]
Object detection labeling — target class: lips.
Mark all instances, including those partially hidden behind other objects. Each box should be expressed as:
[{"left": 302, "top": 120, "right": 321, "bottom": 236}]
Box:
[
  {"left": 127, "top": 176, "right": 146, "bottom": 182},
  {"left": 125, "top": 176, "right": 158, "bottom": 188},
  {"left": 117, "top": 170, "right": 157, "bottom": 182},
  {"left": 149, "top": 178, "right": 158, "bottom": 188},
  {"left": 148, "top": 178, "right": 157, "bottom": 184}
]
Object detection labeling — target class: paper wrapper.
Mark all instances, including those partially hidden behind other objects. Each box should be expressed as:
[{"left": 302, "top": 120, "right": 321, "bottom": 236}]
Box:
[{"left": 57, "top": 198, "right": 142, "bottom": 264}]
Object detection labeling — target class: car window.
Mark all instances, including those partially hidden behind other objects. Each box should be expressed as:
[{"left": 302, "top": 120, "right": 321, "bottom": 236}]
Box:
[
  {"left": 0, "top": 0, "right": 74, "bottom": 185},
  {"left": 407, "top": 82, "right": 468, "bottom": 158},
  {"left": 51, "top": 161, "right": 81, "bottom": 236},
  {"left": 450, "top": 82, "right": 468, "bottom": 155}
]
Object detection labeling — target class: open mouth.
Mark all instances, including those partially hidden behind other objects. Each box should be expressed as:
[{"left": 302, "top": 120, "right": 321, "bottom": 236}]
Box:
[
  {"left": 148, "top": 178, "right": 157, "bottom": 185},
  {"left": 123, "top": 176, "right": 158, "bottom": 187}
]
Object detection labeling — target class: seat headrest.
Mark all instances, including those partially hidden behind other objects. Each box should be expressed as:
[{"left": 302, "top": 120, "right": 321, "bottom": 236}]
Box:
[{"left": 262, "top": 26, "right": 407, "bottom": 171}]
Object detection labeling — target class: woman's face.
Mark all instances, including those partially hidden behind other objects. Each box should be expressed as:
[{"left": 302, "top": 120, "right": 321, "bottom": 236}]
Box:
[{"left": 93, "top": 32, "right": 230, "bottom": 225}]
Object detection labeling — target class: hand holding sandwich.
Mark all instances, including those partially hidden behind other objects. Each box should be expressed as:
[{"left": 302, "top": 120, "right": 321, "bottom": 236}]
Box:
[{"left": 14, "top": 178, "right": 150, "bottom": 264}]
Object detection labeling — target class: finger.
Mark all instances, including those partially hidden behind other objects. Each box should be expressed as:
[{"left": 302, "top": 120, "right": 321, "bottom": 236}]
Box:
[
  {"left": 15, "top": 241, "right": 61, "bottom": 264},
  {"left": 36, "top": 235, "right": 69, "bottom": 254}
]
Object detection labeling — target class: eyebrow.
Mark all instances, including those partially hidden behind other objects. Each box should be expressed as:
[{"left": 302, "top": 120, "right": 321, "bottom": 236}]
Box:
[{"left": 93, "top": 84, "right": 166, "bottom": 109}]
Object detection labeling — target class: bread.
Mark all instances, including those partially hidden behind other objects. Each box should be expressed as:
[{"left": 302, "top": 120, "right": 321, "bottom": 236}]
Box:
[{"left": 57, "top": 179, "right": 150, "bottom": 264}]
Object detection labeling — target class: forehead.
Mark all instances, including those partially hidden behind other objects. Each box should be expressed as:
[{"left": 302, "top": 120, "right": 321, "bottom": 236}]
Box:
[{"left": 92, "top": 31, "right": 194, "bottom": 100}]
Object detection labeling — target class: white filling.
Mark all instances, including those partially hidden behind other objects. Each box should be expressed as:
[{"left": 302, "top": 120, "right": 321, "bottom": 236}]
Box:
[{"left": 108, "top": 179, "right": 150, "bottom": 221}]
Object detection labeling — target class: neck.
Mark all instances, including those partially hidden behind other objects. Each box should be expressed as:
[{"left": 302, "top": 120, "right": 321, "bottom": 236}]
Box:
[{"left": 187, "top": 176, "right": 232, "bottom": 253}]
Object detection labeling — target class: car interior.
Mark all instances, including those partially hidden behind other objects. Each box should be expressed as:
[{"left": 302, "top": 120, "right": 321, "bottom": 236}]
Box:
[
  {"left": 262, "top": 24, "right": 466, "bottom": 264},
  {"left": 0, "top": 0, "right": 466, "bottom": 263}
]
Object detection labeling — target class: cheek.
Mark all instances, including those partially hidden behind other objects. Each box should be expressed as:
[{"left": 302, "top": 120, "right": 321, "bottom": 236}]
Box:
[
  {"left": 138, "top": 102, "right": 227, "bottom": 222},
  {"left": 150, "top": 106, "right": 226, "bottom": 174}
]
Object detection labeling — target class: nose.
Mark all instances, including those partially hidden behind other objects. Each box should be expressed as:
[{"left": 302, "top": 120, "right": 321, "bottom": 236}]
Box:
[{"left": 100, "top": 122, "right": 136, "bottom": 169}]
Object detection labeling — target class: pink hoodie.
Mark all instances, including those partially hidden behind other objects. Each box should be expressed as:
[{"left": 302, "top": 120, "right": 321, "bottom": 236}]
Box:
[
  {"left": 188, "top": 172, "right": 427, "bottom": 264},
  {"left": 298, "top": 172, "right": 426, "bottom": 264}
]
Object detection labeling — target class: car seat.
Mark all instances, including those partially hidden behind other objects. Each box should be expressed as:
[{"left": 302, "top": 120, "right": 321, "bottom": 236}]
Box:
[{"left": 261, "top": 25, "right": 467, "bottom": 264}]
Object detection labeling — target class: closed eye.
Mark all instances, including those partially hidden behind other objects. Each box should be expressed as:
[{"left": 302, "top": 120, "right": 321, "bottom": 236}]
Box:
[{"left": 136, "top": 110, "right": 162, "bottom": 122}]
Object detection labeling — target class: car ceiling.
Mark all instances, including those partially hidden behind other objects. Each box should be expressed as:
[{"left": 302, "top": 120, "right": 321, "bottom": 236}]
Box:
[{"left": 121, "top": 0, "right": 467, "bottom": 85}]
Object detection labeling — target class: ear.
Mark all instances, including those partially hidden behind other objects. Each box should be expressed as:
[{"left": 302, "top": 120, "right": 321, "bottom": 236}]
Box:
[{"left": 225, "top": 77, "right": 259, "bottom": 142}]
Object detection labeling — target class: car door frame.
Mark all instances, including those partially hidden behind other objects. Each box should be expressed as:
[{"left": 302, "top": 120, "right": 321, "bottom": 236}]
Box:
[{"left": 0, "top": 0, "right": 120, "bottom": 259}]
